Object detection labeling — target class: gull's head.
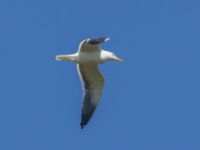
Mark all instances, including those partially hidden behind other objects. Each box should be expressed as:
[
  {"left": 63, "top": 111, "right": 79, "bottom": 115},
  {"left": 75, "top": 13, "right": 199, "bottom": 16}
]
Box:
[{"left": 102, "top": 51, "right": 123, "bottom": 63}]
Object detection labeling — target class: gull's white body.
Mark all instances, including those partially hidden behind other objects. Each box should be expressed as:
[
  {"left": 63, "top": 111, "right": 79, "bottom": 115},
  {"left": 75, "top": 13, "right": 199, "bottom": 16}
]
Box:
[
  {"left": 56, "top": 37, "right": 122, "bottom": 129},
  {"left": 56, "top": 50, "right": 118, "bottom": 64}
]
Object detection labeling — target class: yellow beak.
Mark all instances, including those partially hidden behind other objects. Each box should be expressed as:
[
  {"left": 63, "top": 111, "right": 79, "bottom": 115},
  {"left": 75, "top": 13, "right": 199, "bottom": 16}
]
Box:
[{"left": 114, "top": 56, "right": 123, "bottom": 62}]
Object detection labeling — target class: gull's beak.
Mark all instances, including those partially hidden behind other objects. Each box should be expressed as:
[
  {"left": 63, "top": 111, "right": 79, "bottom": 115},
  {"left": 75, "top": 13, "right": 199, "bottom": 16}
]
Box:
[{"left": 114, "top": 56, "right": 123, "bottom": 62}]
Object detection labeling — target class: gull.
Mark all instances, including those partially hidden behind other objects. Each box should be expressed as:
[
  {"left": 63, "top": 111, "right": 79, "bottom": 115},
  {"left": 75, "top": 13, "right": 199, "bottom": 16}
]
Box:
[{"left": 56, "top": 37, "right": 123, "bottom": 129}]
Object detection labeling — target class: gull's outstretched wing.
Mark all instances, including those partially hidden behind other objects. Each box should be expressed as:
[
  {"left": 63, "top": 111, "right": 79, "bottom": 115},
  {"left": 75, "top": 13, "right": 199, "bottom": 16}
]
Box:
[
  {"left": 78, "top": 37, "right": 110, "bottom": 52},
  {"left": 77, "top": 64, "right": 104, "bottom": 129}
]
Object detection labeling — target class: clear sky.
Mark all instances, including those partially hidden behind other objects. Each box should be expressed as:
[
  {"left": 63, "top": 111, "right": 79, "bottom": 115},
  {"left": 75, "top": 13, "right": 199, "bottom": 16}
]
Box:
[{"left": 0, "top": 0, "right": 200, "bottom": 149}]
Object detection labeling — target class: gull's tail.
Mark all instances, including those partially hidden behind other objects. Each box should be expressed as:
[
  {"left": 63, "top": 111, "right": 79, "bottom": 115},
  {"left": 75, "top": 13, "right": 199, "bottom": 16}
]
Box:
[
  {"left": 55, "top": 54, "right": 76, "bottom": 61},
  {"left": 55, "top": 55, "right": 66, "bottom": 61}
]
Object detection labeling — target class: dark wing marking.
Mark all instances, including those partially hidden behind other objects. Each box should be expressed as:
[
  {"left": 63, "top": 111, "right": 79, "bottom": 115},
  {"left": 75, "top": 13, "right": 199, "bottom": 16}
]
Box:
[
  {"left": 88, "top": 37, "right": 110, "bottom": 45},
  {"left": 78, "top": 37, "right": 110, "bottom": 52},
  {"left": 77, "top": 64, "right": 104, "bottom": 129}
]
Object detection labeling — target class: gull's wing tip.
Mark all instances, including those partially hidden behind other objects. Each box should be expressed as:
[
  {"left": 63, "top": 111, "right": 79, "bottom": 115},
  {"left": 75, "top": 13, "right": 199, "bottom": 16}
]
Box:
[
  {"left": 86, "top": 37, "right": 111, "bottom": 45},
  {"left": 80, "top": 123, "right": 85, "bottom": 129},
  {"left": 85, "top": 37, "right": 110, "bottom": 41},
  {"left": 99, "top": 37, "right": 110, "bottom": 42},
  {"left": 105, "top": 37, "right": 111, "bottom": 42}
]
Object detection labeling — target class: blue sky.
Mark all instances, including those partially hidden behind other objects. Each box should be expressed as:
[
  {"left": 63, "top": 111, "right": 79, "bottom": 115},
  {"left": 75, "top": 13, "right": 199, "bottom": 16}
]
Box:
[{"left": 0, "top": 0, "right": 200, "bottom": 149}]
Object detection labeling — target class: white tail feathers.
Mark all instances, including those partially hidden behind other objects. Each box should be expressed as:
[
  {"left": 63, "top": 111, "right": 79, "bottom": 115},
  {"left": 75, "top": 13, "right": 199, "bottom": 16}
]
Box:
[
  {"left": 55, "top": 54, "right": 77, "bottom": 61},
  {"left": 55, "top": 55, "right": 66, "bottom": 61}
]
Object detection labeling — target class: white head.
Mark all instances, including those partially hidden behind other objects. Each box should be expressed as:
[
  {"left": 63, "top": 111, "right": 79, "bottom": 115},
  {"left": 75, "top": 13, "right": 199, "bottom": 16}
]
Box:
[{"left": 101, "top": 50, "right": 123, "bottom": 63}]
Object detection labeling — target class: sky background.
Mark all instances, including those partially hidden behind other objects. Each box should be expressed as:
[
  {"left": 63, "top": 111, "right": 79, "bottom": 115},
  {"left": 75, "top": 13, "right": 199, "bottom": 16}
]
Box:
[{"left": 0, "top": 0, "right": 200, "bottom": 149}]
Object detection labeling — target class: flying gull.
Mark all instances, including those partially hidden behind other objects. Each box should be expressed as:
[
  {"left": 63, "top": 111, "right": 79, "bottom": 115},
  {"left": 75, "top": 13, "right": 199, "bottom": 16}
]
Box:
[{"left": 56, "top": 37, "right": 123, "bottom": 129}]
